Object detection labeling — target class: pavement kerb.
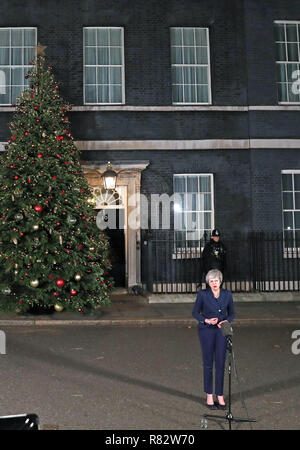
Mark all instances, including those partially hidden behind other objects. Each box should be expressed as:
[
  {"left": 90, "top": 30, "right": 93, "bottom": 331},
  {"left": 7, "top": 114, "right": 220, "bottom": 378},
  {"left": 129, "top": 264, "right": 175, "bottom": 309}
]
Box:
[
  {"left": 0, "top": 317, "right": 300, "bottom": 327},
  {"left": 147, "top": 291, "right": 300, "bottom": 303}
]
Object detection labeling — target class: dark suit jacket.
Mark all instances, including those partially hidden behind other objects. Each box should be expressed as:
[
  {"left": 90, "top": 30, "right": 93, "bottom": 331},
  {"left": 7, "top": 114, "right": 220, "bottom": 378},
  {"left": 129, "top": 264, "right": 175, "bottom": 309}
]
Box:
[{"left": 192, "top": 288, "right": 235, "bottom": 329}]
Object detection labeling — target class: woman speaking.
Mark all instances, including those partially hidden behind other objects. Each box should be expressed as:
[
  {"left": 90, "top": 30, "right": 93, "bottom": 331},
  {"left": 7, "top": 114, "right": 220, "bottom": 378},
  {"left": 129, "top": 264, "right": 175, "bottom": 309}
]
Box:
[{"left": 192, "top": 269, "right": 235, "bottom": 410}]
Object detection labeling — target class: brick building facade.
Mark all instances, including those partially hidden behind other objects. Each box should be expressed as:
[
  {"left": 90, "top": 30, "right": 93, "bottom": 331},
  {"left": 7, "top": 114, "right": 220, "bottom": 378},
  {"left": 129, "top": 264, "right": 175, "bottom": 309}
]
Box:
[{"left": 0, "top": 0, "right": 299, "bottom": 290}]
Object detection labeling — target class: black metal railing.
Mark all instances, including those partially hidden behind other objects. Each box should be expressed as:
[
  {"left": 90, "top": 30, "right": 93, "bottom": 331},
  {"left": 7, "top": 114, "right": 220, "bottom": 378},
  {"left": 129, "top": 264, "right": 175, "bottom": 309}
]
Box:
[{"left": 142, "top": 231, "right": 300, "bottom": 293}]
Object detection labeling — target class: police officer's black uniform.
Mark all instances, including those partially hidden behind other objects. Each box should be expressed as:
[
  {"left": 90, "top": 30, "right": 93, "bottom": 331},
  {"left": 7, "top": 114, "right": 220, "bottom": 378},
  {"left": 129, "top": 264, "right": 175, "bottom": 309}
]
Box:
[{"left": 202, "top": 229, "right": 227, "bottom": 275}]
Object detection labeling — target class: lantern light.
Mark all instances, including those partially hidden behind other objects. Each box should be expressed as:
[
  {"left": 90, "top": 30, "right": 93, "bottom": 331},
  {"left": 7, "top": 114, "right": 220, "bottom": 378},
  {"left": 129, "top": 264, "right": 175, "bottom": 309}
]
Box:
[{"left": 102, "top": 161, "right": 118, "bottom": 190}]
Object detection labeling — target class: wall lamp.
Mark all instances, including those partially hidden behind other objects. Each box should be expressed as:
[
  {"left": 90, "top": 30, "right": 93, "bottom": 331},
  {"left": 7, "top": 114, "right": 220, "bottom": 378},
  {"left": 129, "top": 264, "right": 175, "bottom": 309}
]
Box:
[{"left": 101, "top": 161, "right": 118, "bottom": 190}]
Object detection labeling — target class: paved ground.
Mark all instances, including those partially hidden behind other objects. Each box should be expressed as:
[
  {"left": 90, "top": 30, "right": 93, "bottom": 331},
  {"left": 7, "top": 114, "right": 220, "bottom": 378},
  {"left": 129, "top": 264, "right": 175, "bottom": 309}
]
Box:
[
  {"left": 0, "top": 323, "right": 300, "bottom": 430},
  {"left": 0, "top": 295, "right": 300, "bottom": 327},
  {"left": 0, "top": 294, "right": 299, "bottom": 431}
]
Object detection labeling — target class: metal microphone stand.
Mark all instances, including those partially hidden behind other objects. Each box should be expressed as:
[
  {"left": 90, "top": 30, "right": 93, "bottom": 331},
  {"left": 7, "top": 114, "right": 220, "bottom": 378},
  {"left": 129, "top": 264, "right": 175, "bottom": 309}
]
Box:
[{"left": 203, "top": 335, "right": 256, "bottom": 430}]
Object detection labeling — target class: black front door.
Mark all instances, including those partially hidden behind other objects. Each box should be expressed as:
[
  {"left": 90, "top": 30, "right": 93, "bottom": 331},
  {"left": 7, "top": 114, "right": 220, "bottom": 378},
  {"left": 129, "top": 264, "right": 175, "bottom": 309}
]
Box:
[{"left": 102, "top": 209, "right": 126, "bottom": 287}]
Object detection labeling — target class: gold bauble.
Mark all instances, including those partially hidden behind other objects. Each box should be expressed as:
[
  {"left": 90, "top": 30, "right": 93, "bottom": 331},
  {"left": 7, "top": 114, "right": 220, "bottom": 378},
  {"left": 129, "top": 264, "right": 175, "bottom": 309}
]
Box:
[
  {"left": 30, "top": 279, "right": 39, "bottom": 288},
  {"left": 54, "top": 303, "right": 64, "bottom": 312},
  {"left": 74, "top": 273, "right": 82, "bottom": 281}
]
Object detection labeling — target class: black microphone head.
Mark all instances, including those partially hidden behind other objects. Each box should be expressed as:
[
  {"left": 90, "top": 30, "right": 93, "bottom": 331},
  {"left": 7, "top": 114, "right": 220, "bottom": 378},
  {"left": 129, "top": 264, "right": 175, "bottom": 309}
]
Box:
[{"left": 220, "top": 321, "right": 233, "bottom": 338}]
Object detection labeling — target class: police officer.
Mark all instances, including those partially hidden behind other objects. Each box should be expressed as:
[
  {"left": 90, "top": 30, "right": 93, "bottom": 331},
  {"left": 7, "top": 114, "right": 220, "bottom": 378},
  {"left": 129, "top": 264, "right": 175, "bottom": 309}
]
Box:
[{"left": 202, "top": 228, "right": 227, "bottom": 276}]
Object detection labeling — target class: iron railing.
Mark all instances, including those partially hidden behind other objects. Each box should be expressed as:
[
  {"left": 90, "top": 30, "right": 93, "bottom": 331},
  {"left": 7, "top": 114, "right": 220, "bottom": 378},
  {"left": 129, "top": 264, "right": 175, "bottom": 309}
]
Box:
[{"left": 142, "top": 231, "right": 300, "bottom": 293}]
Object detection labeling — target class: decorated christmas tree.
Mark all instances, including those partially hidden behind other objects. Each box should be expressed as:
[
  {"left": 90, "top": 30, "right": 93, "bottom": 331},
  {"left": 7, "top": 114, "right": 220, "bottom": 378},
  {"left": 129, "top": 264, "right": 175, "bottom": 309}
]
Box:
[{"left": 0, "top": 45, "right": 113, "bottom": 313}]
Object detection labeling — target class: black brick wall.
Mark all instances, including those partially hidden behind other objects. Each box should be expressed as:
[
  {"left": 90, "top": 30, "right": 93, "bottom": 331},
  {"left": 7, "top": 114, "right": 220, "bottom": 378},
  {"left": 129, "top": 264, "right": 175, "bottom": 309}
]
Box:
[
  {"left": 69, "top": 111, "right": 249, "bottom": 141},
  {"left": 244, "top": 0, "right": 300, "bottom": 105},
  {"left": 0, "top": 0, "right": 299, "bottom": 237},
  {"left": 82, "top": 148, "right": 252, "bottom": 235},
  {"left": 250, "top": 148, "right": 300, "bottom": 231},
  {"left": 0, "top": 0, "right": 248, "bottom": 106}
]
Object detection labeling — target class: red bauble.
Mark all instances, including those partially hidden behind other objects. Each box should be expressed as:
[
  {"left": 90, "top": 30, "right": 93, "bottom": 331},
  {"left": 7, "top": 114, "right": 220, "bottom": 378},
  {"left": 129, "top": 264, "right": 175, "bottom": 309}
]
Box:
[
  {"left": 70, "top": 289, "right": 77, "bottom": 296},
  {"left": 53, "top": 292, "right": 59, "bottom": 297},
  {"left": 56, "top": 279, "right": 65, "bottom": 288},
  {"left": 34, "top": 205, "right": 43, "bottom": 213}
]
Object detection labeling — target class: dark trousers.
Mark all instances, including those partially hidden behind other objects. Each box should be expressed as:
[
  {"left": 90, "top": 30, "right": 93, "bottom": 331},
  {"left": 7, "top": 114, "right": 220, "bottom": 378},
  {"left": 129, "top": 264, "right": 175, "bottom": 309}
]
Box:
[{"left": 198, "top": 326, "right": 227, "bottom": 396}]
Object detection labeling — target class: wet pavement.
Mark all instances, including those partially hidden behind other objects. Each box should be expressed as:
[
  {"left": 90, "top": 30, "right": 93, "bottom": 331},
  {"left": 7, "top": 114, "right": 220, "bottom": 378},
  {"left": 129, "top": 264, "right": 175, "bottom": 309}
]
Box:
[{"left": 0, "top": 291, "right": 300, "bottom": 327}]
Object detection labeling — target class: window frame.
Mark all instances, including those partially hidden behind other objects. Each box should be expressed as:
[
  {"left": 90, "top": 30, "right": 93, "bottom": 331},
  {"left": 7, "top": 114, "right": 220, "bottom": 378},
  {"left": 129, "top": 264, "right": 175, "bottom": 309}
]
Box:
[
  {"left": 173, "top": 173, "right": 214, "bottom": 253},
  {"left": 170, "top": 27, "right": 212, "bottom": 105},
  {"left": 0, "top": 27, "right": 37, "bottom": 106},
  {"left": 274, "top": 20, "right": 300, "bottom": 104},
  {"left": 281, "top": 169, "right": 300, "bottom": 256},
  {"left": 83, "top": 26, "right": 125, "bottom": 105}
]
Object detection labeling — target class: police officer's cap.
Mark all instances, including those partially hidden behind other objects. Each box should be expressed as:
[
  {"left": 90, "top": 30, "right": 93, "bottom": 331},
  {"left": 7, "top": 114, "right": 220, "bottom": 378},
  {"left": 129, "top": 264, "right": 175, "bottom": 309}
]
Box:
[{"left": 212, "top": 228, "right": 221, "bottom": 237}]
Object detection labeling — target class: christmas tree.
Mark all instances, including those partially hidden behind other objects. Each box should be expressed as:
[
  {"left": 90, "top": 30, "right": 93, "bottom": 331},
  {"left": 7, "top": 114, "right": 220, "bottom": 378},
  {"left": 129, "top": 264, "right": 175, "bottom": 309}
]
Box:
[{"left": 0, "top": 46, "right": 113, "bottom": 313}]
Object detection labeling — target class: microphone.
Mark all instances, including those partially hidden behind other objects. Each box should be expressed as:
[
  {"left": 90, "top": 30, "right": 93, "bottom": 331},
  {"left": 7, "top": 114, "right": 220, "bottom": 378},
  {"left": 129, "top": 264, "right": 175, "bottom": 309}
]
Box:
[{"left": 220, "top": 321, "right": 233, "bottom": 338}]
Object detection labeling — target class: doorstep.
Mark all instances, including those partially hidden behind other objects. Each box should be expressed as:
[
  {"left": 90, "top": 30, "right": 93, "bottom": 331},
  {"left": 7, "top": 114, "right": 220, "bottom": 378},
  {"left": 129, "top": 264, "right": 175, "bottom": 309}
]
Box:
[{"left": 146, "top": 291, "right": 300, "bottom": 303}]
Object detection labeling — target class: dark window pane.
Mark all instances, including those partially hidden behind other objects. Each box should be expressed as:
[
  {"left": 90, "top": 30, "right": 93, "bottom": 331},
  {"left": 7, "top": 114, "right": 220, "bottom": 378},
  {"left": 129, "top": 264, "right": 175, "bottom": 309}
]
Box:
[
  {"left": 283, "top": 192, "right": 294, "bottom": 209},
  {"left": 282, "top": 173, "right": 293, "bottom": 190},
  {"left": 174, "top": 176, "right": 185, "bottom": 192},
  {"left": 277, "top": 82, "right": 288, "bottom": 101},
  {"left": 276, "top": 42, "right": 287, "bottom": 61},
  {"left": 287, "top": 43, "right": 299, "bottom": 61},
  {"left": 277, "top": 63, "right": 287, "bottom": 82},
  {"left": 294, "top": 174, "right": 300, "bottom": 190},
  {"left": 284, "top": 211, "right": 293, "bottom": 229},
  {"left": 295, "top": 211, "right": 300, "bottom": 228},
  {"left": 295, "top": 192, "right": 300, "bottom": 209},
  {"left": 286, "top": 24, "right": 298, "bottom": 42}
]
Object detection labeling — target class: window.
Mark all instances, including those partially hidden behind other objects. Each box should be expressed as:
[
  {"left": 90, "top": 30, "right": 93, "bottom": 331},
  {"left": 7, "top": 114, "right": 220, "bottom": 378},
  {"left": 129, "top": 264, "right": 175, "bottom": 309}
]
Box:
[
  {"left": 170, "top": 27, "right": 211, "bottom": 104},
  {"left": 83, "top": 27, "right": 125, "bottom": 104},
  {"left": 275, "top": 21, "right": 300, "bottom": 103},
  {"left": 173, "top": 174, "right": 214, "bottom": 246},
  {"left": 0, "top": 28, "right": 37, "bottom": 105},
  {"left": 282, "top": 170, "right": 300, "bottom": 244}
]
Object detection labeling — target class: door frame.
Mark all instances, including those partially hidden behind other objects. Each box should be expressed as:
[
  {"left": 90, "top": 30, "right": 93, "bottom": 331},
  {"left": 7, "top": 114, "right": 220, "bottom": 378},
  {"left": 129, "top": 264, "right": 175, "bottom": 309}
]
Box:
[
  {"left": 93, "top": 186, "right": 127, "bottom": 287},
  {"left": 83, "top": 160, "right": 149, "bottom": 289}
]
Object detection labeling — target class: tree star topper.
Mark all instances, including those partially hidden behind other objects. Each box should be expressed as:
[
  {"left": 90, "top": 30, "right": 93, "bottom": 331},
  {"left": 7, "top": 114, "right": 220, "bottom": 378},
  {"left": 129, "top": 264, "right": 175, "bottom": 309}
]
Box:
[{"left": 36, "top": 44, "right": 47, "bottom": 56}]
